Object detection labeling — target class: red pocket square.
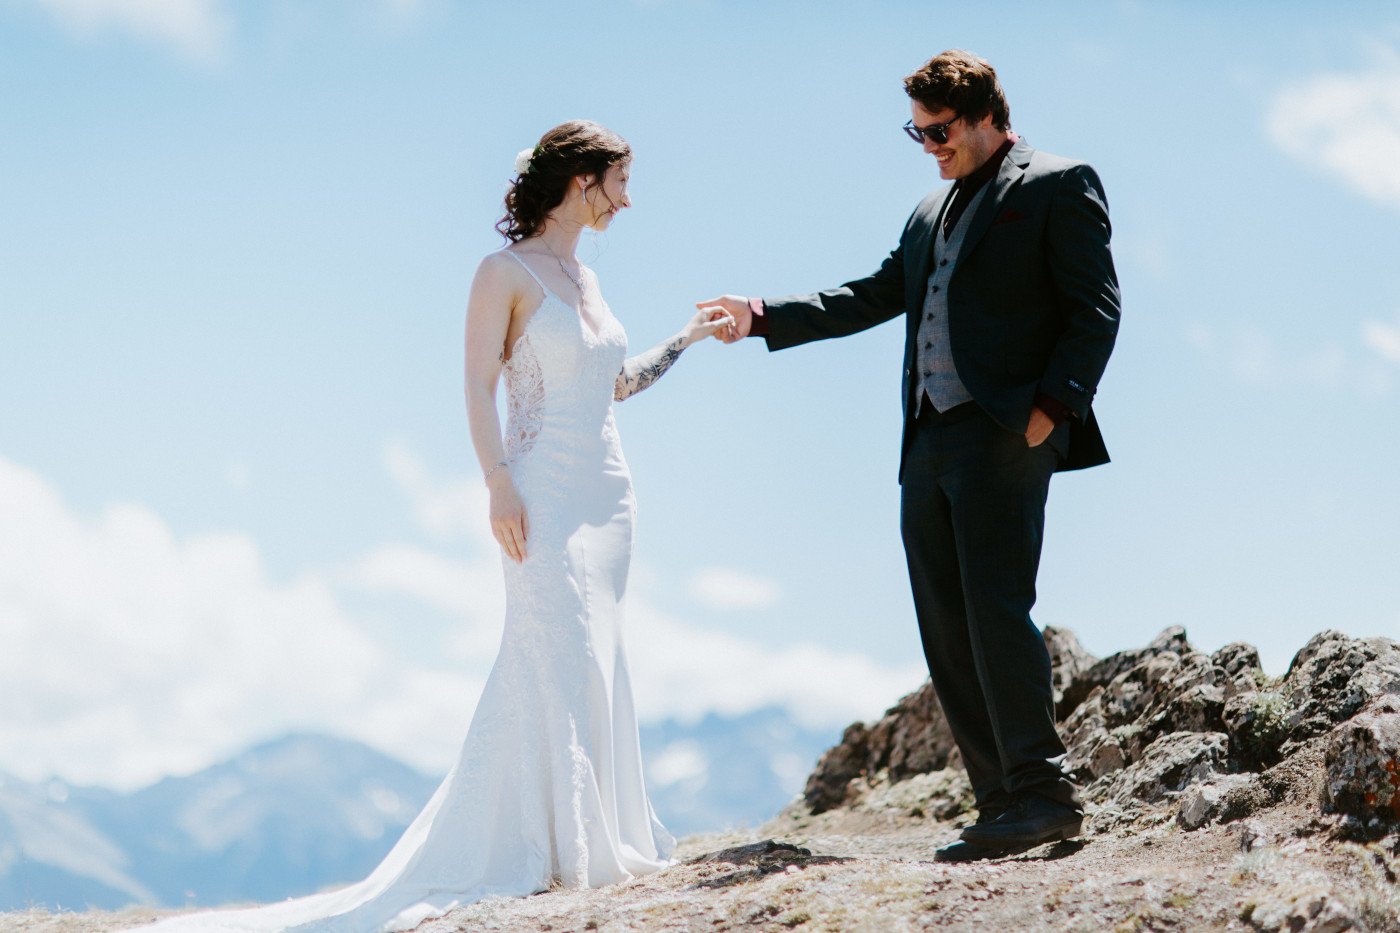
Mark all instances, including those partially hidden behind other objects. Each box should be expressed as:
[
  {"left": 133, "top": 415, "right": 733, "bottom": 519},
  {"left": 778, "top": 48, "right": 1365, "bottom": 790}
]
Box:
[{"left": 992, "top": 209, "right": 1027, "bottom": 225}]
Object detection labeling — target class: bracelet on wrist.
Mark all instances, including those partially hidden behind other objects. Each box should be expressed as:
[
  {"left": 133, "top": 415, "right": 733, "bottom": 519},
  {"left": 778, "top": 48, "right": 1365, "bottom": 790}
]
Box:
[{"left": 484, "top": 461, "right": 510, "bottom": 482}]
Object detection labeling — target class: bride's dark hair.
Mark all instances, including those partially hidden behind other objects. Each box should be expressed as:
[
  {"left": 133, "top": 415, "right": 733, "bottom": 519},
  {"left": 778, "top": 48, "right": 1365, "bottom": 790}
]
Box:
[{"left": 497, "top": 121, "right": 632, "bottom": 243}]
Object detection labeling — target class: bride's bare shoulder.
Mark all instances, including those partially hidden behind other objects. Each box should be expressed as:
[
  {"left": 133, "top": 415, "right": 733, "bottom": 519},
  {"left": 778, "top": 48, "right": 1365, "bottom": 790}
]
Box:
[{"left": 474, "top": 248, "right": 533, "bottom": 292}]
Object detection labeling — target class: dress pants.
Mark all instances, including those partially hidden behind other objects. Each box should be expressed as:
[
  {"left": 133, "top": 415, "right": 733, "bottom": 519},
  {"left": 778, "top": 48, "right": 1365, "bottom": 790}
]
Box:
[{"left": 899, "top": 400, "right": 1080, "bottom": 812}]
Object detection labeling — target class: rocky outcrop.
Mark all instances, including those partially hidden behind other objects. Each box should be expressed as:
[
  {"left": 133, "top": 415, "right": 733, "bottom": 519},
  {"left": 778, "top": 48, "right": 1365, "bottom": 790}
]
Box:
[
  {"left": 1323, "top": 694, "right": 1400, "bottom": 837},
  {"left": 798, "top": 625, "right": 1400, "bottom": 838},
  {"left": 801, "top": 676, "right": 959, "bottom": 814}
]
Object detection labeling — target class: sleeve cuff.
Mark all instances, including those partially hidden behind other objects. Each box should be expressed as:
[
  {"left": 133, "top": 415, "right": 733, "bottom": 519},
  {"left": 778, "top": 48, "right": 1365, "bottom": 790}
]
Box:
[
  {"left": 1034, "top": 393, "right": 1072, "bottom": 426},
  {"left": 748, "top": 297, "right": 770, "bottom": 337}
]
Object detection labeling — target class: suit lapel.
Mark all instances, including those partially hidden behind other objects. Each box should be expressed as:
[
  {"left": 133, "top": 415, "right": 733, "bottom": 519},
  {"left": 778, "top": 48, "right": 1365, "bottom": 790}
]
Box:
[{"left": 952, "top": 138, "right": 1033, "bottom": 269}]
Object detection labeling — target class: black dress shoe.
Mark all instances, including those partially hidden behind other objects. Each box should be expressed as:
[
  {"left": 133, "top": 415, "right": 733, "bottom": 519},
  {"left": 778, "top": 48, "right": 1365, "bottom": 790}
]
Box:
[
  {"left": 933, "top": 840, "right": 1026, "bottom": 862},
  {"left": 973, "top": 804, "right": 1005, "bottom": 824},
  {"left": 959, "top": 793, "right": 1082, "bottom": 849}
]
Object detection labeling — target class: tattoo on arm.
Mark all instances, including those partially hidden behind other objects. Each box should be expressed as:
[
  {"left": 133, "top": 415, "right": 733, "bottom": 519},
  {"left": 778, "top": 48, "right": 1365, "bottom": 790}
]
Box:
[{"left": 614, "top": 336, "right": 686, "bottom": 401}]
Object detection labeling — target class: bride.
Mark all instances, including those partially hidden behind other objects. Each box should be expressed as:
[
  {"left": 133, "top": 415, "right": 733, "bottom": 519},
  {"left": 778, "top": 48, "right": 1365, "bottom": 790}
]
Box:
[{"left": 139, "top": 120, "right": 733, "bottom": 932}]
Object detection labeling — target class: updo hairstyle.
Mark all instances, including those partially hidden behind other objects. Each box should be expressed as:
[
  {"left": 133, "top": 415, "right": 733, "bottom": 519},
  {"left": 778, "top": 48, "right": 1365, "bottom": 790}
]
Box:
[{"left": 497, "top": 121, "right": 632, "bottom": 243}]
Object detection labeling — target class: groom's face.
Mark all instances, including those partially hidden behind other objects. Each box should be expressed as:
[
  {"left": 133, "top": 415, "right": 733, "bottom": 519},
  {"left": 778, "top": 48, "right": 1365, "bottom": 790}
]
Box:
[{"left": 911, "top": 100, "right": 1000, "bottom": 182}]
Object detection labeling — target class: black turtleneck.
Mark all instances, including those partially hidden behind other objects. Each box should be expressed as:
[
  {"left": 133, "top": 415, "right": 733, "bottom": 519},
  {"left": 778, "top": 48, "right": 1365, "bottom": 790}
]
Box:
[{"left": 940, "top": 134, "right": 1016, "bottom": 238}]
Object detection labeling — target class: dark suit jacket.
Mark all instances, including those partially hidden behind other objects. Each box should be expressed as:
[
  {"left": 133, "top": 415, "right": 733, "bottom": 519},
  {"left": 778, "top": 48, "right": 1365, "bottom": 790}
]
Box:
[{"left": 762, "top": 138, "right": 1121, "bottom": 480}]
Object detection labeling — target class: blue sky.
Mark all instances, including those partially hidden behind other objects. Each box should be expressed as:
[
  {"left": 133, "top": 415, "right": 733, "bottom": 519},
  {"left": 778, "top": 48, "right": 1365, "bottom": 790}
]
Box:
[{"left": 2, "top": 0, "right": 1399, "bottom": 789}]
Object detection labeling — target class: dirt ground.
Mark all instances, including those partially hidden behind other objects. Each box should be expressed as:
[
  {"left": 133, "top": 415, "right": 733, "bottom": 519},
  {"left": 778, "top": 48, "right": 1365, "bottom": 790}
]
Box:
[{"left": 7, "top": 798, "right": 1398, "bottom": 933}]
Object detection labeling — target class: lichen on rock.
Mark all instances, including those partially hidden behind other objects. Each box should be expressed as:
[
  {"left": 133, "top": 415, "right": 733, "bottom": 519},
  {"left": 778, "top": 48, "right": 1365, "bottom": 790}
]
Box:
[{"left": 793, "top": 624, "right": 1400, "bottom": 846}]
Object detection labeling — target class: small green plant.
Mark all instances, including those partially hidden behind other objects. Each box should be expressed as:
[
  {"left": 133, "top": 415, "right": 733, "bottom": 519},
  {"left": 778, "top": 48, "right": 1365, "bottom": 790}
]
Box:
[{"left": 1241, "top": 690, "right": 1292, "bottom": 766}]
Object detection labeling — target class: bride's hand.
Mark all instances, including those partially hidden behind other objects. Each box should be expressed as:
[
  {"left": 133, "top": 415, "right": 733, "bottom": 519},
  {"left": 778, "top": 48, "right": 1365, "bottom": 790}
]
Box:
[
  {"left": 487, "top": 472, "right": 529, "bottom": 562},
  {"left": 681, "top": 308, "right": 735, "bottom": 346}
]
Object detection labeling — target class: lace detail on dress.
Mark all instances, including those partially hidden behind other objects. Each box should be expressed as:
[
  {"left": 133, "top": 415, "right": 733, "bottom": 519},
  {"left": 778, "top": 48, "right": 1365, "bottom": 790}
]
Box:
[{"left": 503, "top": 331, "right": 545, "bottom": 461}]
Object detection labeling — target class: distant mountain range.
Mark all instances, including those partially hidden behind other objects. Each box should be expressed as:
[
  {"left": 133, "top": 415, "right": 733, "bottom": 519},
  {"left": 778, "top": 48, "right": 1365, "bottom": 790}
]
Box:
[{"left": 0, "top": 708, "right": 838, "bottom": 912}]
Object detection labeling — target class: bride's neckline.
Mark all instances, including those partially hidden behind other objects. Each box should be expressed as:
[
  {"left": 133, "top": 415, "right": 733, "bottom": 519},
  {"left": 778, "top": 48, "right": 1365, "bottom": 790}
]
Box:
[{"left": 505, "top": 247, "right": 606, "bottom": 339}]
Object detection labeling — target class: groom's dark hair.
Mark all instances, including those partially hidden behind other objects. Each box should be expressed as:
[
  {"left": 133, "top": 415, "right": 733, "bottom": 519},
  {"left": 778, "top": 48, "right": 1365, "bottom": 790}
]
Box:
[{"left": 904, "top": 50, "right": 1011, "bottom": 131}]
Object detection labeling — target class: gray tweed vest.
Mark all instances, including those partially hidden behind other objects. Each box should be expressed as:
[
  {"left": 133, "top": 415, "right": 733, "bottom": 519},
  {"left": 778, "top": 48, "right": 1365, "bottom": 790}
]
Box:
[{"left": 913, "top": 184, "right": 987, "bottom": 416}]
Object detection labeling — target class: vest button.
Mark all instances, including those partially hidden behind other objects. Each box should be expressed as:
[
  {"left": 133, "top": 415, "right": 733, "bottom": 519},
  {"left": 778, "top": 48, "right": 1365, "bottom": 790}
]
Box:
[
  {"left": 941, "top": 259, "right": 949, "bottom": 267},
  {"left": 931, "top": 286, "right": 940, "bottom": 293}
]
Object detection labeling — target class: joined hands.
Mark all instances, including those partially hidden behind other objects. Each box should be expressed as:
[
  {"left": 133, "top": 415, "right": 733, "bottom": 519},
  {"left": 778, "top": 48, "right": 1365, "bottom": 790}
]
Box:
[{"left": 695, "top": 295, "right": 752, "bottom": 344}]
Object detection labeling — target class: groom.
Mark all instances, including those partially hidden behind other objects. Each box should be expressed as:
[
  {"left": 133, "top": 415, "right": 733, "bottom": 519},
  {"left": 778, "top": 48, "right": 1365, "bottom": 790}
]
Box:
[{"left": 701, "top": 50, "right": 1120, "bottom": 861}]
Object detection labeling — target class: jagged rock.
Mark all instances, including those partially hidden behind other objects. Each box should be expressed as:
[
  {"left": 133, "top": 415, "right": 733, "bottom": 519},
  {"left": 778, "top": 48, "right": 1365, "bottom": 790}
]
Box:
[
  {"left": 1058, "top": 625, "right": 1189, "bottom": 719},
  {"left": 1044, "top": 625, "right": 1096, "bottom": 719},
  {"left": 1063, "top": 634, "right": 1225, "bottom": 783},
  {"left": 1097, "top": 731, "right": 1230, "bottom": 810},
  {"left": 1322, "top": 694, "right": 1400, "bottom": 827},
  {"left": 1137, "top": 650, "right": 1226, "bottom": 737},
  {"left": 1219, "top": 776, "right": 1274, "bottom": 825},
  {"left": 801, "top": 681, "right": 960, "bottom": 814},
  {"left": 1278, "top": 631, "right": 1400, "bottom": 753},
  {"left": 848, "top": 767, "right": 972, "bottom": 822},
  {"left": 690, "top": 840, "right": 850, "bottom": 889},
  {"left": 1177, "top": 773, "right": 1259, "bottom": 830},
  {"left": 800, "top": 626, "right": 1400, "bottom": 837},
  {"left": 1062, "top": 687, "right": 1123, "bottom": 781},
  {"left": 1213, "top": 738, "right": 1328, "bottom": 826},
  {"left": 802, "top": 722, "right": 872, "bottom": 813},
  {"left": 694, "top": 840, "right": 812, "bottom": 866},
  {"left": 1234, "top": 819, "right": 1278, "bottom": 852},
  {"left": 863, "top": 682, "right": 959, "bottom": 783},
  {"left": 803, "top": 626, "right": 1088, "bottom": 814},
  {"left": 1213, "top": 641, "right": 1265, "bottom": 700},
  {"left": 1246, "top": 880, "right": 1357, "bottom": 933}
]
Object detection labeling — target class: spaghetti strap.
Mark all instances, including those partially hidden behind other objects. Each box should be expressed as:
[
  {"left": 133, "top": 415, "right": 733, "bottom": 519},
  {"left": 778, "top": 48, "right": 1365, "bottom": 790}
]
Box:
[{"left": 500, "top": 249, "right": 549, "bottom": 290}]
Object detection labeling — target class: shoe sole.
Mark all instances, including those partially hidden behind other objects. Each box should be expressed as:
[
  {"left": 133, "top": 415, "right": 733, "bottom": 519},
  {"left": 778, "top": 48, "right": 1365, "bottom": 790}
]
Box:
[
  {"left": 960, "top": 818, "right": 1082, "bottom": 849},
  {"left": 934, "top": 842, "right": 1033, "bottom": 863}
]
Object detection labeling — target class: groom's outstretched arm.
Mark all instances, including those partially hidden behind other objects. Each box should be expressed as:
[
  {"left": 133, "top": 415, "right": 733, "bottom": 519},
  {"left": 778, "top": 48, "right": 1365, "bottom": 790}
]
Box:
[
  {"left": 699, "top": 223, "right": 912, "bottom": 351},
  {"left": 758, "top": 239, "right": 908, "bottom": 351}
]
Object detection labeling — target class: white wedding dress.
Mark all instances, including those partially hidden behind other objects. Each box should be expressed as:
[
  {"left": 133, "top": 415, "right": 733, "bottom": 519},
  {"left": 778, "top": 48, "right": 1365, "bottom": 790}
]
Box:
[{"left": 141, "top": 250, "right": 674, "bottom": 932}]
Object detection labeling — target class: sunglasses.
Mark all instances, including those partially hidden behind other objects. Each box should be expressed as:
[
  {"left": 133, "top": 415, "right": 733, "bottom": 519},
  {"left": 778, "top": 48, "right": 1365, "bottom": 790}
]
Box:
[{"left": 903, "top": 115, "right": 960, "bottom": 145}]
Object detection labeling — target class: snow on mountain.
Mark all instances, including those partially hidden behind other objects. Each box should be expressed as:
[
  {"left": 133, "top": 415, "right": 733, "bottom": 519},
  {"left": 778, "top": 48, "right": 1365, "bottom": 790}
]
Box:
[
  {"left": 0, "top": 773, "right": 155, "bottom": 910},
  {"left": 0, "top": 710, "right": 840, "bottom": 911},
  {"left": 0, "top": 733, "right": 437, "bottom": 912}
]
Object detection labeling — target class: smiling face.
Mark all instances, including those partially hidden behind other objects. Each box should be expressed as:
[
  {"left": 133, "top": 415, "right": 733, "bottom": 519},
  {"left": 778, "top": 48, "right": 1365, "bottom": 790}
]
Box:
[
  {"left": 583, "top": 161, "right": 632, "bottom": 231},
  {"left": 911, "top": 100, "right": 1008, "bottom": 181}
]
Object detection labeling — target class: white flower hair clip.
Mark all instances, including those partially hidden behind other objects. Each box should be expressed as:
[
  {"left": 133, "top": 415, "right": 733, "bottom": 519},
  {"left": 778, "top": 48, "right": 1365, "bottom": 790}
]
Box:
[{"left": 514, "top": 147, "right": 536, "bottom": 176}]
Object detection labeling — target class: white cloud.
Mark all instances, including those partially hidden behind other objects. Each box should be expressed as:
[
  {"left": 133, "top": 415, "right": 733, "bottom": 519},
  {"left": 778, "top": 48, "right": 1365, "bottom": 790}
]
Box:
[
  {"left": 344, "top": 543, "right": 505, "bottom": 662},
  {"left": 1362, "top": 313, "right": 1400, "bottom": 364},
  {"left": 354, "top": 442, "right": 507, "bottom": 659},
  {"left": 1185, "top": 321, "right": 1392, "bottom": 395},
  {"left": 25, "top": 0, "right": 231, "bottom": 62},
  {"left": 687, "top": 567, "right": 782, "bottom": 610},
  {"left": 373, "top": 444, "right": 916, "bottom": 727},
  {"left": 0, "top": 454, "right": 477, "bottom": 789},
  {"left": 1268, "top": 58, "right": 1400, "bottom": 210},
  {"left": 626, "top": 597, "right": 925, "bottom": 731},
  {"left": 0, "top": 445, "right": 920, "bottom": 792},
  {"left": 383, "top": 440, "right": 494, "bottom": 545},
  {"left": 225, "top": 460, "right": 250, "bottom": 490}
]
